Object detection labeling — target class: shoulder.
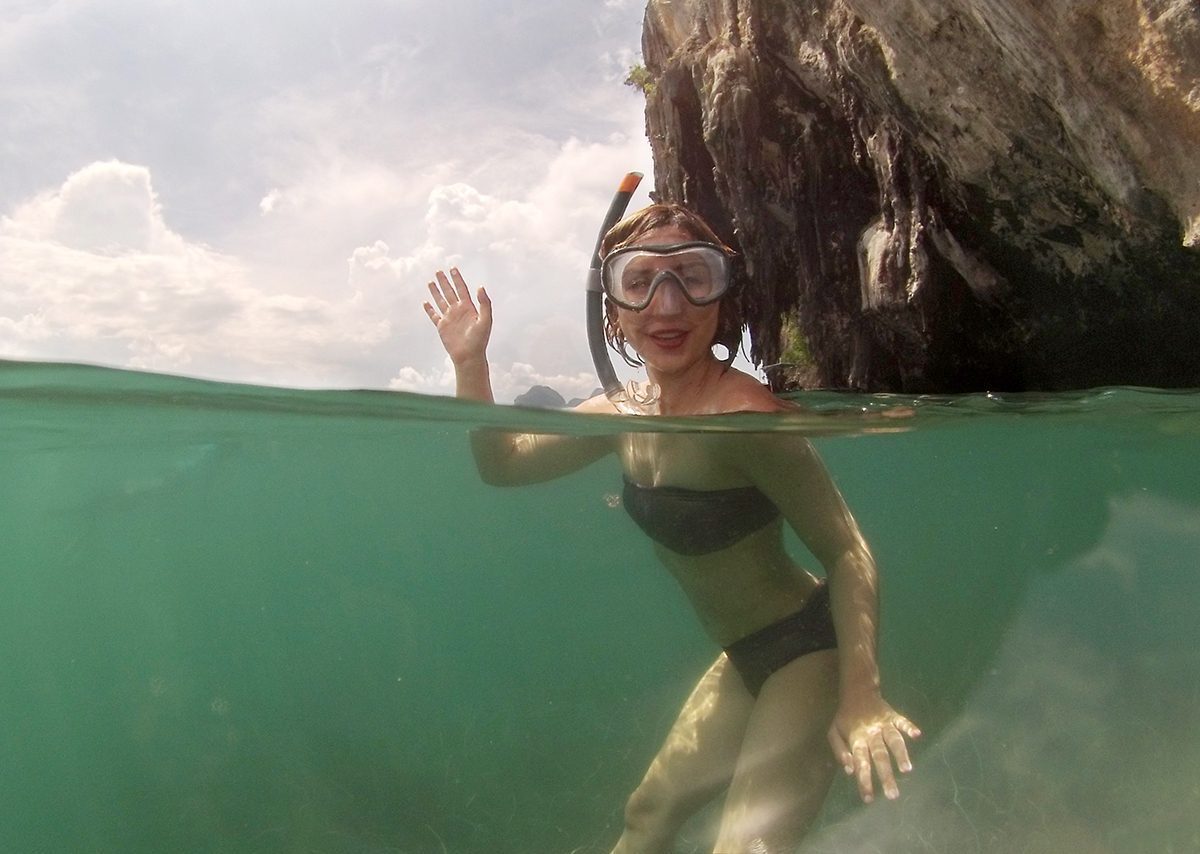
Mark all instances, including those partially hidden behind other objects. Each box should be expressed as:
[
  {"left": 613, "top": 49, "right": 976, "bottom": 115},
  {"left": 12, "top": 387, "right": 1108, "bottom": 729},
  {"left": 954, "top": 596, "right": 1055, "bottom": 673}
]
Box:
[
  {"left": 573, "top": 393, "right": 620, "bottom": 414},
  {"left": 706, "top": 370, "right": 816, "bottom": 471},
  {"left": 713, "top": 368, "right": 794, "bottom": 414}
]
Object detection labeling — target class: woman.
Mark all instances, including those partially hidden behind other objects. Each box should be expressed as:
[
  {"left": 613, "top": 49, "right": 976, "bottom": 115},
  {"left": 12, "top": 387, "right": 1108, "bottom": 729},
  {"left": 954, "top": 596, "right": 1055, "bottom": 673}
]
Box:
[{"left": 422, "top": 204, "right": 919, "bottom": 854}]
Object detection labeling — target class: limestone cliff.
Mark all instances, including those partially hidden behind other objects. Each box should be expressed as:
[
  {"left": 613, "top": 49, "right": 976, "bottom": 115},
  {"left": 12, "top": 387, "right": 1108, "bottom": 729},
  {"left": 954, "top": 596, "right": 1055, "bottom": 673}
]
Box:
[{"left": 639, "top": 0, "right": 1200, "bottom": 391}]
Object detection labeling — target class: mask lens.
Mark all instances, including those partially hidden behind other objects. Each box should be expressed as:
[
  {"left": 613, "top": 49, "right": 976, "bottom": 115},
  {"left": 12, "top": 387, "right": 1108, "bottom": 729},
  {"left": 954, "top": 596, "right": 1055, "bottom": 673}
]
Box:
[{"left": 602, "top": 243, "right": 730, "bottom": 309}]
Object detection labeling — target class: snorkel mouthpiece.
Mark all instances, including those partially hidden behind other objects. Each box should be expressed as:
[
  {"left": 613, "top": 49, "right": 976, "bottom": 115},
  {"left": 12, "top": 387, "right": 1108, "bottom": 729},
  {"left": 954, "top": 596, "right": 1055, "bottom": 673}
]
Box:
[{"left": 587, "top": 172, "right": 642, "bottom": 403}]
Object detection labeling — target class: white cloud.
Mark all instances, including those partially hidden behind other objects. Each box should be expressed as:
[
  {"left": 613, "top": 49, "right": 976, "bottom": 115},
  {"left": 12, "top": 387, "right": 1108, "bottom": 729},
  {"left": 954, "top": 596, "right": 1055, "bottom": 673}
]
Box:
[
  {"left": 4, "top": 160, "right": 183, "bottom": 255},
  {"left": 346, "top": 123, "right": 653, "bottom": 399},
  {"left": 0, "top": 160, "right": 391, "bottom": 385},
  {"left": 0, "top": 109, "right": 653, "bottom": 398},
  {"left": 389, "top": 363, "right": 452, "bottom": 394},
  {"left": 259, "top": 190, "right": 281, "bottom": 215},
  {"left": 0, "top": 0, "right": 656, "bottom": 400}
]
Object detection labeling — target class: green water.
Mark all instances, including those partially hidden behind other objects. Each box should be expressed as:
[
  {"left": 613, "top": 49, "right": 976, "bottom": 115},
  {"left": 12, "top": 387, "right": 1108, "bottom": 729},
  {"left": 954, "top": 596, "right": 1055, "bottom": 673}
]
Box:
[{"left": 2, "top": 361, "right": 1198, "bottom": 853}]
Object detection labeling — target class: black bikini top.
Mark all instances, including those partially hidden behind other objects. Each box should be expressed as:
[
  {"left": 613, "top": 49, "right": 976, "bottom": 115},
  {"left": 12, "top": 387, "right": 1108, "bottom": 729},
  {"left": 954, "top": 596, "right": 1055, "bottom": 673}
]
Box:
[{"left": 621, "top": 475, "right": 782, "bottom": 556}]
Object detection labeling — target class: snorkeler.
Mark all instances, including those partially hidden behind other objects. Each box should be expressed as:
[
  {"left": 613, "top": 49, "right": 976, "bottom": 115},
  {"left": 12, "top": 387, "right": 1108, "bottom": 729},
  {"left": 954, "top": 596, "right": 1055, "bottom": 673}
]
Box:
[{"left": 421, "top": 202, "right": 919, "bottom": 854}]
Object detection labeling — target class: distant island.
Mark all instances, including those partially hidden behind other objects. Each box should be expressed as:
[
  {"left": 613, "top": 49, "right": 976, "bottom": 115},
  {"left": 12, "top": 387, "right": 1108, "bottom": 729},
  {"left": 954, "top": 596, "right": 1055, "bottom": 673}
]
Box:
[{"left": 513, "top": 385, "right": 595, "bottom": 409}]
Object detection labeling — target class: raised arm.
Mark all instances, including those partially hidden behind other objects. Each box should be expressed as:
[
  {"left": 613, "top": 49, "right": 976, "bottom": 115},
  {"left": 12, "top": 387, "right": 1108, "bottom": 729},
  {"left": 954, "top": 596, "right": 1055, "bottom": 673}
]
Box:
[
  {"left": 735, "top": 433, "right": 920, "bottom": 802},
  {"left": 423, "top": 268, "right": 496, "bottom": 402},
  {"left": 423, "top": 268, "right": 613, "bottom": 485}
]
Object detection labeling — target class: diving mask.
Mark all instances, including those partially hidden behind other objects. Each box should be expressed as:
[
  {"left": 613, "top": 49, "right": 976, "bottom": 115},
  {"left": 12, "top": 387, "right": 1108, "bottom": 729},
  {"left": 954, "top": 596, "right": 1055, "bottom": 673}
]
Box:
[{"left": 601, "top": 242, "right": 732, "bottom": 311}]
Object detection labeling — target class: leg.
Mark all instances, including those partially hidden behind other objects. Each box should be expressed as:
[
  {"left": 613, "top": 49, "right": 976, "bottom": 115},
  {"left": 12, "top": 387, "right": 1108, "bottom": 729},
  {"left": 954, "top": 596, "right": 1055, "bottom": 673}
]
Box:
[
  {"left": 713, "top": 649, "right": 840, "bottom": 854},
  {"left": 610, "top": 653, "right": 756, "bottom": 854}
]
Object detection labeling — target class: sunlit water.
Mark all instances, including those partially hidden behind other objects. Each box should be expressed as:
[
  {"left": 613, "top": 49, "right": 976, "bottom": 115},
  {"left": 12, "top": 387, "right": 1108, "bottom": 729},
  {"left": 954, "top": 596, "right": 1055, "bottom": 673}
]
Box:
[{"left": 2, "top": 360, "right": 1198, "bottom": 853}]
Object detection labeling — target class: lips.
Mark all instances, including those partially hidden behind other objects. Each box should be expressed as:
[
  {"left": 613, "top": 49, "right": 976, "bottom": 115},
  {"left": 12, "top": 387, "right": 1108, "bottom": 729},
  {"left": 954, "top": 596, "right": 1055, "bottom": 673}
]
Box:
[{"left": 648, "top": 329, "right": 688, "bottom": 349}]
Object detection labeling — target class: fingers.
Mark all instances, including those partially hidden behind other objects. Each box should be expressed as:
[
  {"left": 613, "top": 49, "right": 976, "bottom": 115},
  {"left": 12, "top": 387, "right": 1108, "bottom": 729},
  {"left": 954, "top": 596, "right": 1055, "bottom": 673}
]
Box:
[
  {"left": 869, "top": 730, "right": 900, "bottom": 800},
  {"left": 881, "top": 715, "right": 920, "bottom": 782},
  {"left": 851, "top": 739, "right": 874, "bottom": 803},
  {"left": 839, "top": 717, "right": 920, "bottom": 804},
  {"left": 425, "top": 268, "right": 474, "bottom": 324},
  {"left": 426, "top": 272, "right": 452, "bottom": 314},
  {"left": 884, "top": 727, "right": 912, "bottom": 775},
  {"left": 896, "top": 715, "right": 922, "bottom": 740},
  {"left": 827, "top": 726, "right": 853, "bottom": 776},
  {"left": 477, "top": 286, "right": 492, "bottom": 326},
  {"left": 449, "top": 267, "right": 472, "bottom": 302}
]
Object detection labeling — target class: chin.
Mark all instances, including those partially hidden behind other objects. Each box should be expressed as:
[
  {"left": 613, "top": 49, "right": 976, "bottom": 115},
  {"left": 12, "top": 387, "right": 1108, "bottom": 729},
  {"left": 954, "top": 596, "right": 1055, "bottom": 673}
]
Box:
[{"left": 644, "top": 349, "right": 713, "bottom": 376}]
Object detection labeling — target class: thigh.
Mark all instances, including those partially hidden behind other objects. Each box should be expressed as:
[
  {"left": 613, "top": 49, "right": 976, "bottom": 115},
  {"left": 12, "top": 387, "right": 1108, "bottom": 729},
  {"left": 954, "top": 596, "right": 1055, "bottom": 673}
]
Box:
[
  {"left": 714, "top": 649, "right": 840, "bottom": 853},
  {"left": 635, "top": 652, "right": 757, "bottom": 812}
]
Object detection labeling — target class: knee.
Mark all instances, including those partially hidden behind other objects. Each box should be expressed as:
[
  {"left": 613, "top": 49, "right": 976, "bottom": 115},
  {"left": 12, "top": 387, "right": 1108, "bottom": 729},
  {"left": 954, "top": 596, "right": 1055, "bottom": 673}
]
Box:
[
  {"left": 623, "top": 781, "right": 685, "bottom": 836},
  {"left": 623, "top": 784, "right": 664, "bottom": 831}
]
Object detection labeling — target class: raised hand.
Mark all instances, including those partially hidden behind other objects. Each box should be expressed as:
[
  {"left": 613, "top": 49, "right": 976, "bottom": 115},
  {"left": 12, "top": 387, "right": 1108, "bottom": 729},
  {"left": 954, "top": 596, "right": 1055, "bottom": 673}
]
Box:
[
  {"left": 827, "top": 694, "right": 921, "bottom": 803},
  {"left": 423, "top": 268, "right": 493, "bottom": 367}
]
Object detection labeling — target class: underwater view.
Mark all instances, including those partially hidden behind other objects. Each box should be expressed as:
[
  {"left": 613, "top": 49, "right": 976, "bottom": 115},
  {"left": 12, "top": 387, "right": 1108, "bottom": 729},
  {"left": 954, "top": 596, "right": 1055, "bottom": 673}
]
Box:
[{"left": 2, "top": 360, "right": 1198, "bottom": 853}]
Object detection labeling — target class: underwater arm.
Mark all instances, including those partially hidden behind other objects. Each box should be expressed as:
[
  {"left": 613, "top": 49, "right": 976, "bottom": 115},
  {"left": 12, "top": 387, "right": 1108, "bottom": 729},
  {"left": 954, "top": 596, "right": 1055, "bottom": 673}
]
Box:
[
  {"left": 740, "top": 434, "right": 920, "bottom": 802},
  {"left": 423, "top": 268, "right": 613, "bottom": 485}
]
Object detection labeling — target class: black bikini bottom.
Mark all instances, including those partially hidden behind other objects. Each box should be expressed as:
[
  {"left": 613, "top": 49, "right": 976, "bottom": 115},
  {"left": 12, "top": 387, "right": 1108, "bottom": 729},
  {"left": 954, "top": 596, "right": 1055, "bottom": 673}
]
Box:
[{"left": 723, "top": 581, "right": 837, "bottom": 697}]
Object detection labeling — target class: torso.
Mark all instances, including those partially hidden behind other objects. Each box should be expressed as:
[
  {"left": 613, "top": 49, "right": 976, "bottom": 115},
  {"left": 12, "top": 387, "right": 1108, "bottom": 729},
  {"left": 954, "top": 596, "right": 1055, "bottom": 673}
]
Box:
[
  {"left": 616, "top": 430, "right": 820, "bottom": 645},
  {"left": 620, "top": 475, "right": 781, "bottom": 556},
  {"left": 579, "top": 366, "right": 821, "bottom": 645}
]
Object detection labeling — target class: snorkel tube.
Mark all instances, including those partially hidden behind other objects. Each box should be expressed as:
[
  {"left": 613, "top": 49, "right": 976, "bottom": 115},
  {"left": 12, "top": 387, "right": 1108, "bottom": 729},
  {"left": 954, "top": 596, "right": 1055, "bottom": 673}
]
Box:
[{"left": 587, "top": 171, "right": 643, "bottom": 402}]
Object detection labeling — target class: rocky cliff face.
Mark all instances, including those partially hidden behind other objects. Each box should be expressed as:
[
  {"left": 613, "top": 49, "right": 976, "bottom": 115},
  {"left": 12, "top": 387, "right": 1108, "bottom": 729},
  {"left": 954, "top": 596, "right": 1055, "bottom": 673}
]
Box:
[{"left": 639, "top": 0, "right": 1200, "bottom": 391}]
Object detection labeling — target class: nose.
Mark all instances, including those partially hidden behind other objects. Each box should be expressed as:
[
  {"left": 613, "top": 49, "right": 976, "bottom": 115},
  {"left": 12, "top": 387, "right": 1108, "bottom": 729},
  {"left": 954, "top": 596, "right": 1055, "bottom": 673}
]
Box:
[{"left": 646, "top": 273, "right": 686, "bottom": 313}]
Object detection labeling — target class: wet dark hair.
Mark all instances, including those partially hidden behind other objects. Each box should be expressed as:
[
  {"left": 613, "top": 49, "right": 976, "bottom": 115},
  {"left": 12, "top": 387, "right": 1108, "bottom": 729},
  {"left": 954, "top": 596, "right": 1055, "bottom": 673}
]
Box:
[{"left": 599, "top": 204, "right": 744, "bottom": 369}]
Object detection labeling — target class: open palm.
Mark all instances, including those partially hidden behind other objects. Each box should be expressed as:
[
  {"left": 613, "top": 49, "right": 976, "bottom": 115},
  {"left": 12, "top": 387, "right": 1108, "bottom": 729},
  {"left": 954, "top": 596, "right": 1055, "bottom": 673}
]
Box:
[
  {"left": 423, "top": 268, "right": 493, "bottom": 365},
  {"left": 828, "top": 693, "right": 920, "bottom": 803}
]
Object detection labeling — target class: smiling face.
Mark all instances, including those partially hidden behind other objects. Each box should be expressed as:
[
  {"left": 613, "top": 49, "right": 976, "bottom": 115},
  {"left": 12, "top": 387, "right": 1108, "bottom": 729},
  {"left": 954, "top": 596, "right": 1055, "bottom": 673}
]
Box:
[{"left": 612, "top": 225, "right": 722, "bottom": 377}]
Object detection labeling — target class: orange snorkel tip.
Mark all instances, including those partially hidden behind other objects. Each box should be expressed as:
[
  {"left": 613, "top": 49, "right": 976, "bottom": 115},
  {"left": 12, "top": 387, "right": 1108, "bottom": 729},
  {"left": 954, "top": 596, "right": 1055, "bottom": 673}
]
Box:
[{"left": 618, "top": 172, "right": 644, "bottom": 195}]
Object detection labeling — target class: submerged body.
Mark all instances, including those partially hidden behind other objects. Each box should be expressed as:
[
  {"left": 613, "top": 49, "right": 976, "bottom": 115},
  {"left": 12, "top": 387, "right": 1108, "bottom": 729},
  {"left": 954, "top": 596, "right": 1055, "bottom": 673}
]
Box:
[
  {"left": 621, "top": 473, "right": 781, "bottom": 557},
  {"left": 422, "top": 206, "right": 918, "bottom": 853}
]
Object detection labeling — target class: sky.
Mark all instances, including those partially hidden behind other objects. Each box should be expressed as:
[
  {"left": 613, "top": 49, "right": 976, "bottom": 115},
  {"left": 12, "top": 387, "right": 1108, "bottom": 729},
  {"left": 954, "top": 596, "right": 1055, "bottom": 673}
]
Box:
[{"left": 0, "top": 0, "right": 661, "bottom": 402}]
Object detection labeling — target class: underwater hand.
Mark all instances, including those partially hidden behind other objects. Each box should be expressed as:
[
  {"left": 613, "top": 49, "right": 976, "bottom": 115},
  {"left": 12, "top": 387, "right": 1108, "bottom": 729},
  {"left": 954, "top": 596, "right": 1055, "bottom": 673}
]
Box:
[
  {"left": 423, "top": 268, "right": 493, "bottom": 366},
  {"left": 827, "top": 695, "right": 920, "bottom": 803}
]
